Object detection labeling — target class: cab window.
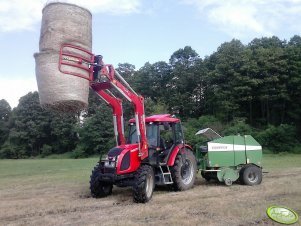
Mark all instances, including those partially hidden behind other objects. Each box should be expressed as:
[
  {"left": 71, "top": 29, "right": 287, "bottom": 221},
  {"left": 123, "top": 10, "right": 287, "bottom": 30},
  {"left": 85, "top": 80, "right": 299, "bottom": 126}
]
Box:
[
  {"left": 174, "top": 122, "right": 184, "bottom": 145},
  {"left": 159, "top": 123, "right": 174, "bottom": 149},
  {"left": 127, "top": 123, "right": 158, "bottom": 147}
]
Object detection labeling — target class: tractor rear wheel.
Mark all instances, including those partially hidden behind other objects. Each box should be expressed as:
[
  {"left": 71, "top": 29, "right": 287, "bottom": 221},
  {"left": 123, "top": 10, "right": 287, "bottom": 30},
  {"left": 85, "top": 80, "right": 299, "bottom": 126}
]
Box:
[
  {"left": 90, "top": 164, "right": 113, "bottom": 198},
  {"left": 133, "top": 165, "right": 155, "bottom": 203},
  {"left": 241, "top": 165, "right": 262, "bottom": 186},
  {"left": 171, "top": 149, "right": 197, "bottom": 191}
]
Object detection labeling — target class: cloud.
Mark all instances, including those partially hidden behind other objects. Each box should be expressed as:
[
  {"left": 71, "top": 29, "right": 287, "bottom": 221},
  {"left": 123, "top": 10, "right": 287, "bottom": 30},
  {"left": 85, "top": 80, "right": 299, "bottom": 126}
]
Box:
[
  {"left": 182, "top": 0, "right": 301, "bottom": 38},
  {"left": 0, "top": 0, "right": 141, "bottom": 32},
  {"left": 0, "top": 77, "right": 37, "bottom": 108},
  {"left": 0, "top": 0, "right": 44, "bottom": 32},
  {"left": 65, "top": 0, "right": 141, "bottom": 14}
]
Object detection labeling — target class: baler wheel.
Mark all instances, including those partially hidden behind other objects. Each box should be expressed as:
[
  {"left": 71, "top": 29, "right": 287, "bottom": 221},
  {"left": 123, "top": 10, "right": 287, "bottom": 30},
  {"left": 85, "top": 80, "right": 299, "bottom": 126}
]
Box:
[
  {"left": 224, "top": 178, "right": 232, "bottom": 186},
  {"left": 239, "top": 167, "right": 245, "bottom": 184},
  {"left": 241, "top": 165, "right": 262, "bottom": 186},
  {"left": 90, "top": 164, "right": 113, "bottom": 198},
  {"left": 170, "top": 149, "right": 197, "bottom": 191},
  {"left": 133, "top": 165, "right": 155, "bottom": 203}
]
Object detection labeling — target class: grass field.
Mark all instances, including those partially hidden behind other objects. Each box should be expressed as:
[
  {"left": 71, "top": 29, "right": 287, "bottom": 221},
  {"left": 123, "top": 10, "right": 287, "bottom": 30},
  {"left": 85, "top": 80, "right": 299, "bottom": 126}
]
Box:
[{"left": 0, "top": 154, "right": 300, "bottom": 225}]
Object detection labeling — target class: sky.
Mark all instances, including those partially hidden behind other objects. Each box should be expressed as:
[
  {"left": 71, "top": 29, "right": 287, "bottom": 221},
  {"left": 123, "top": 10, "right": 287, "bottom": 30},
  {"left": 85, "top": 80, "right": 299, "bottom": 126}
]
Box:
[{"left": 0, "top": 0, "right": 300, "bottom": 108}]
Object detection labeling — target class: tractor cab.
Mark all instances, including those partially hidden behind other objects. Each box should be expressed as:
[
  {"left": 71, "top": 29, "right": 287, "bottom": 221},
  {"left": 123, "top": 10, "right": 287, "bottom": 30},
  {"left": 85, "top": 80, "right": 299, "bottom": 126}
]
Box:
[{"left": 128, "top": 114, "right": 184, "bottom": 164}]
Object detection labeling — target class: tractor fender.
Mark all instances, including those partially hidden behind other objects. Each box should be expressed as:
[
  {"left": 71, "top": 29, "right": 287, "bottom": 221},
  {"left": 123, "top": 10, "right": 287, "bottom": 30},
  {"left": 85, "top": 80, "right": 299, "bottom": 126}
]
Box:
[{"left": 167, "top": 144, "right": 193, "bottom": 166}]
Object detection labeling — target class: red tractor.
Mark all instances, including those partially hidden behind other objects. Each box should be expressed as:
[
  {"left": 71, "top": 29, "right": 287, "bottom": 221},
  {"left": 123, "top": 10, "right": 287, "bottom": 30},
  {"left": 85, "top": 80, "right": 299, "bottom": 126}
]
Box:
[{"left": 59, "top": 44, "right": 197, "bottom": 203}]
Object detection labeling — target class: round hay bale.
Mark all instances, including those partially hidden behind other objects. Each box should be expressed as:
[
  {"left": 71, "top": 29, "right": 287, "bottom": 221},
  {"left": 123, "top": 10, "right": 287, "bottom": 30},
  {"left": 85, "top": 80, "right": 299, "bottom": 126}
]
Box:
[
  {"left": 39, "top": 2, "right": 92, "bottom": 52},
  {"left": 34, "top": 51, "right": 89, "bottom": 112}
]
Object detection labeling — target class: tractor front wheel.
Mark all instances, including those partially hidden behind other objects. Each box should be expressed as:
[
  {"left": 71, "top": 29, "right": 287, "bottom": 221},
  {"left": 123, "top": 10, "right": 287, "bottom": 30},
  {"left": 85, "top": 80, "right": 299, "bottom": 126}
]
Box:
[
  {"left": 90, "top": 164, "right": 113, "bottom": 198},
  {"left": 171, "top": 149, "right": 197, "bottom": 191},
  {"left": 133, "top": 165, "right": 155, "bottom": 203},
  {"left": 241, "top": 165, "right": 262, "bottom": 186}
]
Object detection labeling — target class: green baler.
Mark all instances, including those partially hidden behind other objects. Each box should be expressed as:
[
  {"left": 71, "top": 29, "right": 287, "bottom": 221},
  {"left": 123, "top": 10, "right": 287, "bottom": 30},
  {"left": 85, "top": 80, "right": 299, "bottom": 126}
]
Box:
[{"left": 195, "top": 128, "right": 262, "bottom": 186}]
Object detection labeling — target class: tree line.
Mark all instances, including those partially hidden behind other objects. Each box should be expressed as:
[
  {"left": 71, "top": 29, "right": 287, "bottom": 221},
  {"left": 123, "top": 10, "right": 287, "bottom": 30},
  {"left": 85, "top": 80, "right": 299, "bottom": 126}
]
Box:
[{"left": 1, "top": 35, "right": 301, "bottom": 158}]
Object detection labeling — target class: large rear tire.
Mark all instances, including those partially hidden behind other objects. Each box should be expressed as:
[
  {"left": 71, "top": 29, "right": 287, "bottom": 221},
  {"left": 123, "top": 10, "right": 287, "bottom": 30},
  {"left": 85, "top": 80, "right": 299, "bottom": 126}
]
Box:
[
  {"left": 170, "top": 149, "right": 197, "bottom": 191},
  {"left": 133, "top": 165, "right": 155, "bottom": 203},
  {"left": 90, "top": 164, "right": 113, "bottom": 198},
  {"left": 241, "top": 165, "right": 262, "bottom": 186}
]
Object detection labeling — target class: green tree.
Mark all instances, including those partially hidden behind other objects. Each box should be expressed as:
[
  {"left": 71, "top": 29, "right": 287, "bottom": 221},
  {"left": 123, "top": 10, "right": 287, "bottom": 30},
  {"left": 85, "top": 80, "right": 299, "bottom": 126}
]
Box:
[
  {"left": 183, "top": 115, "right": 223, "bottom": 149},
  {"left": 205, "top": 40, "right": 246, "bottom": 122},
  {"left": 49, "top": 113, "right": 78, "bottom": 154},
  {"left": 255, "top": 124, "right": 298, "bottom": 153},
  {"left": 286, "top": 35, "right": 301, "bottom": 139},
  {"left": 248, "top": 37, "right": 289, "bottom": 126},
  {"left": 168, "top": 46, "right": 202, "bottom": 118},
  {"left": 133, "top": 61, "right": 172, "bottom": 102},
  {"left": 116, "top": 63, "right": 136, "bottom": 81},
  {"left": 74, "top": 93, "right": 114, "bottom": 157},
  {"left": 7, "top": 92, "right": 49, "bottom": 157},
  {"left": 0, "top": 99, "right": 11, "bottom": 147},
  {"left": 3, "top": 92, "right": 78, "bottom": 158},
  {"left": 144, "top": 99, "right": 169, "bottom": 115}
]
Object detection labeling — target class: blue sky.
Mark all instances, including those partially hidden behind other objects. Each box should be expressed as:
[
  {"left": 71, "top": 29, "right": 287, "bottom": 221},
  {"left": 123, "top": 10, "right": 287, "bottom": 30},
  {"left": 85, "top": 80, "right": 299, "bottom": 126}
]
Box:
[{"left": 0, "top": 0, "right": 300, "bottom": 108}]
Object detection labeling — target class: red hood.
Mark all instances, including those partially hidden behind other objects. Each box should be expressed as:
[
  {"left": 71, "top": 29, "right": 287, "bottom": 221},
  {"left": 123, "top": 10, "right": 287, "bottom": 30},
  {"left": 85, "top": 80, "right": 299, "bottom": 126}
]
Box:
[{"left": 107, "top": 143, "right": 139, "bottom": 157}]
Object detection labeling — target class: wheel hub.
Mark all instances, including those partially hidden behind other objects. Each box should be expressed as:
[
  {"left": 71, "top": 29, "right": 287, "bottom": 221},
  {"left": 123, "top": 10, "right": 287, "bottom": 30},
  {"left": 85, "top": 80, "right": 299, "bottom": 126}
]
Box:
[
  {"left": 248, "top": 171, "right": 258, "bottom": 183},
  {"left": 145, "top": 174, "right": 154, "bottom": 198},
  {"left": 181, "top": 159, "right": 194, "bottom": 185}
]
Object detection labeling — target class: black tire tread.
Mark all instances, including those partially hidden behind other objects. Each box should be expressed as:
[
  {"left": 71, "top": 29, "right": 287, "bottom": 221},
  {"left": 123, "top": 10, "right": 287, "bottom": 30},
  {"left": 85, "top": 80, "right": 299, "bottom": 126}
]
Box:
[
  {"left": 90, "top": 164, "right": 113, "bottom": 198},
  {"left": 170, "top": 149, "right": 197, "bottom": 191},
  {"left": 239, "top": 166, "right": 246, "bottom": 184},
  {"left": 242, "top": 165, "right": 262, "bottom": 186},
  {"left": 133, "top": 165, "right": 154, "bottom": 203}
]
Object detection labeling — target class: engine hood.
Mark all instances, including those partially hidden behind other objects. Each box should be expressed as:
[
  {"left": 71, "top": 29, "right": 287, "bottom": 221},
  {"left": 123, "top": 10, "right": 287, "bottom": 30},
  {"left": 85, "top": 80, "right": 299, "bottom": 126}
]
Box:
[{"left": 108, "top": 144, "right": 139, "bottom": 157}]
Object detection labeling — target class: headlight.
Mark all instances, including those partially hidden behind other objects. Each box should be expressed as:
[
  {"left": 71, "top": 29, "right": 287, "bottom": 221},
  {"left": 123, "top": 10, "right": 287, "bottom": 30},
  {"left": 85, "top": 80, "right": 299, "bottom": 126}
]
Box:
[
  {"left": 101, "top": 155, "right": 109, "bottom": 161},
  {"left": 102, "top": 155, "right": 117, "bottom": 168},
  {"left": 104, "top": 161, "right": 116, "bottom": 168}
]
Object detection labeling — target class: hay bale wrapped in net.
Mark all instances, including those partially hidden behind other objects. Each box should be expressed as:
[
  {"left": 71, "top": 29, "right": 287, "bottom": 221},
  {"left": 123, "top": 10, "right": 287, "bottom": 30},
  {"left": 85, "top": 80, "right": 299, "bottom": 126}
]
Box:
[
  {"left": 35, "top": 2, "right": 92, "bottom": 112},
  {"left": 34, "top": 51, "right": 90, "bottom": 112},
  {"left": 39, "top": 2, "right": 92, "bottom": 51}
]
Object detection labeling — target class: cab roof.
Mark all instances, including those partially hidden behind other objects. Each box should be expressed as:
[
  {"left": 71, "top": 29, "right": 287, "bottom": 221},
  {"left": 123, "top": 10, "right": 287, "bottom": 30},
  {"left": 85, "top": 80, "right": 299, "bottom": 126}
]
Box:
[{"left": 129, "top": 114, "right": 180, "bottom": 123}]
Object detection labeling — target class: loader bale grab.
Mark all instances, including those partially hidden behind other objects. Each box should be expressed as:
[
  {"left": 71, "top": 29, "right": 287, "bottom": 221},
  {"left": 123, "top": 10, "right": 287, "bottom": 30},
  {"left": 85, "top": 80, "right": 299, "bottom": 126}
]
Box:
[{"left": 35, "top": 3, "right": 92, "bottom": 112}]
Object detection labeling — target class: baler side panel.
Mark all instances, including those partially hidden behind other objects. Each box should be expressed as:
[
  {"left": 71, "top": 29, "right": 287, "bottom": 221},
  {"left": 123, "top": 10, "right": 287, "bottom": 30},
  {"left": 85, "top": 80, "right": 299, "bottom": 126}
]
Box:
[
  {"left": 245, "top": 135, "right": 262, "bottom": 166},
  {"left": 233, "top": 136, "right": 246, "bottom": 166},
  {"left": 208, "top": 136, "right": 234, "bottom": 167}
]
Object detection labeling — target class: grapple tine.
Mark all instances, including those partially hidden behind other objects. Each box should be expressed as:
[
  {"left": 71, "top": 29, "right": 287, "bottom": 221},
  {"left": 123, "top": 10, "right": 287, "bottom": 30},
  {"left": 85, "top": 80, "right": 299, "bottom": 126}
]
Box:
[{"left": 59, "top": 43, "right": 95, "bottom": 81}]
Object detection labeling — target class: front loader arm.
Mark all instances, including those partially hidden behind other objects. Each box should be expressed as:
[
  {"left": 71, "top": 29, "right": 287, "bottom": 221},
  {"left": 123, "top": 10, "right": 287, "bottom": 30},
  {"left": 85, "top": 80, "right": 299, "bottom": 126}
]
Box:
[
  {"left": 95, "top": 64, "right": 148, "bottom": 159},
  {"left": 59, "top": 44, "right": 148, "bottom": 160},
  {"left": 110, "top": 79, "right": 148, "bottom": 159},
  {"left": 92, "top": 88, "right": 126, "bottom": 146}
]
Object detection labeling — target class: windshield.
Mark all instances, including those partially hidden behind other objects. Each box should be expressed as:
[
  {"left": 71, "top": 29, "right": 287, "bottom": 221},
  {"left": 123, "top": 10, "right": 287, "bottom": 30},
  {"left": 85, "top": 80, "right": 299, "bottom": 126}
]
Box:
[{"left": 127, "top": 123, "right": 158, "bottom": 147}]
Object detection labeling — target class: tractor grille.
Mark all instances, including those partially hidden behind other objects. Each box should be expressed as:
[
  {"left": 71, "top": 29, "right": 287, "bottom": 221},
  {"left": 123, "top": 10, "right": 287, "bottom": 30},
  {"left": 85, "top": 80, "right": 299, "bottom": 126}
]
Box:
[
  {"left": 104, "top": 167, "right": 116, "bottom": 174},
  {"left": 100, "top": 161, "right": 116, "bottom": 174}
]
